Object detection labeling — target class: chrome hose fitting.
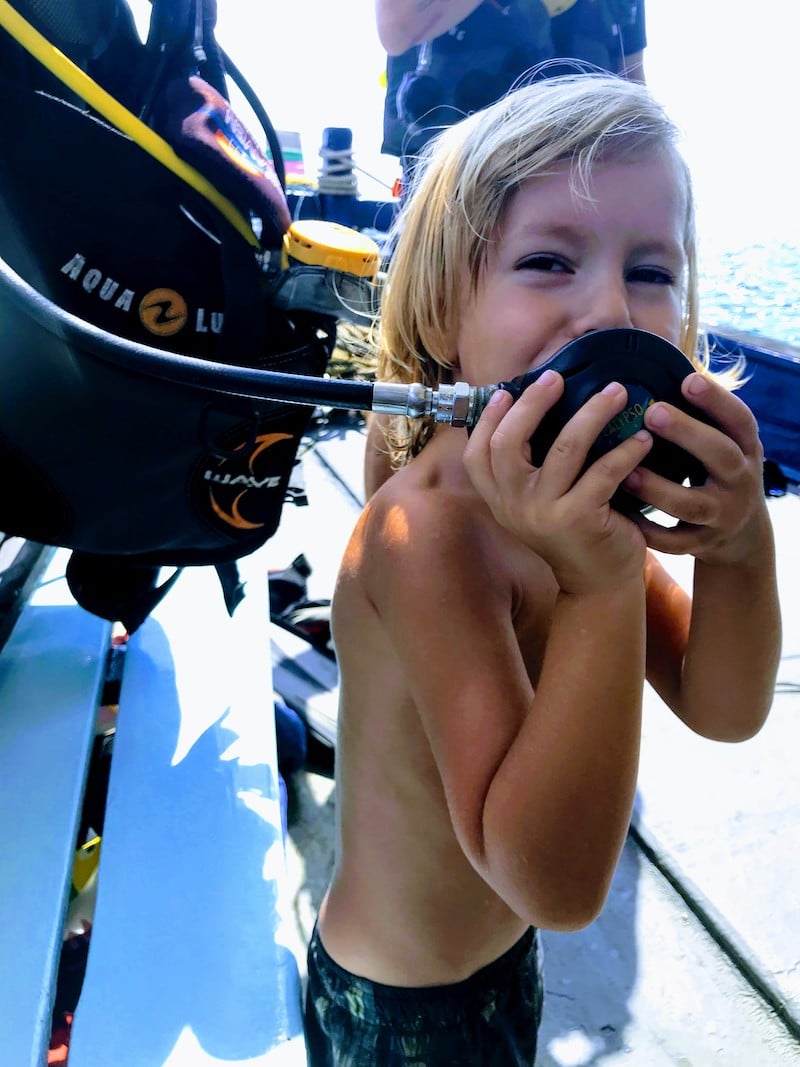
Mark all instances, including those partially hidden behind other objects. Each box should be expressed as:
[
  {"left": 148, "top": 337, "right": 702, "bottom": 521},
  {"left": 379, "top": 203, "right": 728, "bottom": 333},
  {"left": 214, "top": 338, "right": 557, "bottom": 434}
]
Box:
[{"left": 371, "top": 382, "right": 500, "bottom": 428}]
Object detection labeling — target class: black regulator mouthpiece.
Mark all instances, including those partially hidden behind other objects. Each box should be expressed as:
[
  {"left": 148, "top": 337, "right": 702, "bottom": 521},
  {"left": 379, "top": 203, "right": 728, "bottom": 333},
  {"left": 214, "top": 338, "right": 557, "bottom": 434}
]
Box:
[{"left": 496, "top": 329, "right": 709, "bottom": 516}]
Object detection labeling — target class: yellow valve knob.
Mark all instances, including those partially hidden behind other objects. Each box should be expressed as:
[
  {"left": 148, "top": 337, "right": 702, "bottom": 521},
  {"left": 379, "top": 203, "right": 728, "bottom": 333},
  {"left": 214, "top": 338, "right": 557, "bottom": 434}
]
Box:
[{"left": 281, "top": 220, "right": 380, "bottom": 279}]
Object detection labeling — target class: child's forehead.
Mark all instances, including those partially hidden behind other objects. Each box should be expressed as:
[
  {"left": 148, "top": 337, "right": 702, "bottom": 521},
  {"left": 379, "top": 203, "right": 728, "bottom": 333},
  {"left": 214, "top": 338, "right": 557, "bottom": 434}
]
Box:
[
  {"left": 504, "top": 148, "right": 688, "bottom": 221},
  {"left": 523, "top": 144, "right": 681, "bottom": 189}
]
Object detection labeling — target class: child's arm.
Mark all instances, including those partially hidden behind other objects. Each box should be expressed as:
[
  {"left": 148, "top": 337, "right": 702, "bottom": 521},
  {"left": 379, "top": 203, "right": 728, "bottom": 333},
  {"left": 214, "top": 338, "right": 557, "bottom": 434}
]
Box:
[
  {"left": 629, "top": 373, "right": 781, "bottom": 740},
  {"left": 371, "top": 486, "right": 648, "bottom": 933},
  {"left": 375, "top": 375, "right": 656, "bottom": 929}
]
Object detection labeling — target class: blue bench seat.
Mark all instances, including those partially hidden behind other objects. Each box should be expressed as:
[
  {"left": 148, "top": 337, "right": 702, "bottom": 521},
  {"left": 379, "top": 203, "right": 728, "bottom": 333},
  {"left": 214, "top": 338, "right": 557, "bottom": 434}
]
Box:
[{"left": 0, "top": 545, "right": 307, "bottom": 1066}]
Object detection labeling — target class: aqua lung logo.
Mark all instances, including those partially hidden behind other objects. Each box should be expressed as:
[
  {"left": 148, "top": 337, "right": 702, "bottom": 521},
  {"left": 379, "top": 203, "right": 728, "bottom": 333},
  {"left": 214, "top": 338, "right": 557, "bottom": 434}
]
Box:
[
  {"left": 139, "top": 288, "right": 188, "bottom": 337},
  {"left": 202, "top": 431, "right": 294, "bottom": 531},
  {"left": 59, "top": 253, "right": 224, "bottom": 338}
]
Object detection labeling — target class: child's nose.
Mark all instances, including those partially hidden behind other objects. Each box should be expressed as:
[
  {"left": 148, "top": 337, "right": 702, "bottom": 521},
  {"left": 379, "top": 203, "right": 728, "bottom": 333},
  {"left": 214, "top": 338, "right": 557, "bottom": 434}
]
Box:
[{"left": 574, "top": 277, "right": 633, "bottom": 334}]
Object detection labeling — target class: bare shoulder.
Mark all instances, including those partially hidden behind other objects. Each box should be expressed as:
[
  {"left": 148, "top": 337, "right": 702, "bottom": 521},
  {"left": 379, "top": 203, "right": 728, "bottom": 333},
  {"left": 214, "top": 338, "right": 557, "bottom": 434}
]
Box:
[
  {"left": 343, "top": 458, "right": 554, "bottom": 672},
  {"left": 354, "top": 467, "right": 503, "bottom": 607}
]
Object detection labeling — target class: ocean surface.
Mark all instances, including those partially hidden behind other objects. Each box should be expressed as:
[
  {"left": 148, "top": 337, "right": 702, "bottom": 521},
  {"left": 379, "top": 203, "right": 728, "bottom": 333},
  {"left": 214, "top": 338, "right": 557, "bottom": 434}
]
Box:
[
  {"left": 203, "top": 0, "right": 800, "bottom": 348},
  {"left": 698, "top": 241, "right": 799, "bottom": 348}
]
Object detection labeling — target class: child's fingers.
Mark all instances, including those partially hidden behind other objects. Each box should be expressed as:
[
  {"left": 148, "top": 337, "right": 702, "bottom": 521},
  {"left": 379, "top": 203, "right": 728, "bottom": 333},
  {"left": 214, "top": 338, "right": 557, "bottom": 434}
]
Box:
[
  {"left": 488, "top": 370, "right": 566, "bottom": 459},
  {"left": 533, "top": 382, "right": 638, "bottom": 500},
  {"left": 624, "top": 465, "right": 716, "bottom": 526},
  {"left": 635, "top": 514, "right": 705, "bottom": 556},
  {"left": 644, "top": 401, "right": 753, "bottom": 492},
  {"left": 643, "top": 375, "right": 761, "bottom": 491},
  {"left": 465, "top": 372, "right": 569, "bottom": 516},
  {"left": 467, "top": 372, "right": 563, "bottom": 473},
  {"left": 469, "top": 386, "right": 515, "bottom": 447},
  {"left": 463, "top": 387, "right": 514, "bottom": 497},
  {"left": 573, "top": 429, "right": 654, "bottom": 507},
  {"left": 681, "top": 374, "right": 761, "bottom": 457},
  {"left": 469, "top": 375, "right": 654, "bottom": 510}
]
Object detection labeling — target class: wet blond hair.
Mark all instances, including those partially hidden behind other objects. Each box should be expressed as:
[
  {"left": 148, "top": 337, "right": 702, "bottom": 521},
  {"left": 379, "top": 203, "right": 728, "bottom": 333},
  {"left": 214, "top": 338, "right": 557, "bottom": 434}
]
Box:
[{"left": 376, "top": 73, "right": 711, "bottom": 468}]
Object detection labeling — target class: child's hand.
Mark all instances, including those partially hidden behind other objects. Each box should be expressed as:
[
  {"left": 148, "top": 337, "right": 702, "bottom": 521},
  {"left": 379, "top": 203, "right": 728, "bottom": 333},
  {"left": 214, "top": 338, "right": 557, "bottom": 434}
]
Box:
[
  {"left": 464, "top": 370, "right": 653, "bottom": 595},
  {"left": 623, "top": 373, "right": 769, "bottom": 564}
]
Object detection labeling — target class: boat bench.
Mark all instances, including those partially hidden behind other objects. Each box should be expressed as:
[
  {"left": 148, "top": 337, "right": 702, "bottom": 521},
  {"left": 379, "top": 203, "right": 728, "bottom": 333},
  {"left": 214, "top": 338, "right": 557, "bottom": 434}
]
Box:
[{"left": 0, "top": 544, "right": 308, "bottom": 1067}]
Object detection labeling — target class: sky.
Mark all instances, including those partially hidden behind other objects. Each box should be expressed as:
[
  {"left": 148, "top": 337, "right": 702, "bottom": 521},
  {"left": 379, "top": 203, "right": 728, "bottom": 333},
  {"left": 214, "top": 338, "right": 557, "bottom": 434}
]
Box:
[{"left": 129, "top": 0, "right": 799, "bottom": 249}]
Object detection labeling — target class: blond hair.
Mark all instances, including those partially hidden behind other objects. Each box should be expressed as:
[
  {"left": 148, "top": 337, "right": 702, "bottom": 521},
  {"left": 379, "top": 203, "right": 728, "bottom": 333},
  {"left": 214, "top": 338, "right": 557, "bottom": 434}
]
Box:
[{"left": 376, "top": 73, "right": 712, "bottom": 468}]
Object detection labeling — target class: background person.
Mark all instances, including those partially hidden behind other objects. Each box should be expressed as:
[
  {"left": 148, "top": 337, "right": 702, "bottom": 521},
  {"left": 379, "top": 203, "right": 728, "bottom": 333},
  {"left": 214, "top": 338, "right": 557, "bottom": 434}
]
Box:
[
  {"left": 367, "top": 0, "right": 647, "bottom": 494},
  {"left": 377, "top": 0, "right": 646, "bottom": 185}
]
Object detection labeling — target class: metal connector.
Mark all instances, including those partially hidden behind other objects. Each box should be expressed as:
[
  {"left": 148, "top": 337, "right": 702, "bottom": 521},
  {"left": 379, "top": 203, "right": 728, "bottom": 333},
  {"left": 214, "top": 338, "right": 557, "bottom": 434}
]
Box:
[
  {"left": 371, "top": 382, "right": 431, "bottom": 418},
  {"left": 431, "top": 382, "right": 500, "bottom": 427},
  {"left": 371, "top": 382, "right": 500, "bottom": 428}
]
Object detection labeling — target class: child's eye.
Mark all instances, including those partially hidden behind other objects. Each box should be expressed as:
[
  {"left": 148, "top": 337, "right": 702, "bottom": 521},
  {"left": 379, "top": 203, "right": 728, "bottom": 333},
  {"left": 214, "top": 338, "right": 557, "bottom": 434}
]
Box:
[
  {"left": 627, "top": 265, "right": 675, "bottom": 285},
  {"left": 516, "top": 254, "right": 573, "bottom": 274}
]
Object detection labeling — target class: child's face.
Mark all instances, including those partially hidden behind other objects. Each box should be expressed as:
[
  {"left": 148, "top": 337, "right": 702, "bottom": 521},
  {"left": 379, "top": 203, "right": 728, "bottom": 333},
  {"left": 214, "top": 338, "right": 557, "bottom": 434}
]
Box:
[{"left": 455, "top": 149, "right": 688, "bottom": 387}]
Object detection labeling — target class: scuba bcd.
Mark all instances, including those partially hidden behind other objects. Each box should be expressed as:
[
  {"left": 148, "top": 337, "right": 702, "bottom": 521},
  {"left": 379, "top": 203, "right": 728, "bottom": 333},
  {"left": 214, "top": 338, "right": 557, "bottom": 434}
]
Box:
[{"left": 0, "top": 0, "right": 380, "bottom": 631}]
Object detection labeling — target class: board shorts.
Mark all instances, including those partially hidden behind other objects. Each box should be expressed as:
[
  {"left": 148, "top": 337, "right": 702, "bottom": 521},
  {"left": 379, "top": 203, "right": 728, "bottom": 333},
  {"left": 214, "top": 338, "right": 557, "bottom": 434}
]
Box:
[{"left": 304, "top": 923, "right": 543, "bottom": 1066}]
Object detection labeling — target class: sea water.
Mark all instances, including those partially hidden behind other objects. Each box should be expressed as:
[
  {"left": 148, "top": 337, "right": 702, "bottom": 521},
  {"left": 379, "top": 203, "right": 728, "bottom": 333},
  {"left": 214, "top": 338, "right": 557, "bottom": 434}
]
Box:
[{"left": 699, "top": 242, "right": 799, "bottom": 347}]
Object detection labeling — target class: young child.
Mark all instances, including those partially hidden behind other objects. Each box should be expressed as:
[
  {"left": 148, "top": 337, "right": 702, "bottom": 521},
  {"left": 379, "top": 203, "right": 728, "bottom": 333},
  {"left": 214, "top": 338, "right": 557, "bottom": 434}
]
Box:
[{"left": 305, "top": 74, "right": 781, "bottom": 1065}]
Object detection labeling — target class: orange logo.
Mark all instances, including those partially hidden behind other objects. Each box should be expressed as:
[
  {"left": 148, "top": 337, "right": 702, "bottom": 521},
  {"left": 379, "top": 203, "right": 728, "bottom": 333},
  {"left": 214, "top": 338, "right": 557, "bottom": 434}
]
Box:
[
  {"left": 207, "top": 432, "right": 293, "bottom": 530},
  {"left": 139, "top": 288, "right": 188, "bottom": 336}
]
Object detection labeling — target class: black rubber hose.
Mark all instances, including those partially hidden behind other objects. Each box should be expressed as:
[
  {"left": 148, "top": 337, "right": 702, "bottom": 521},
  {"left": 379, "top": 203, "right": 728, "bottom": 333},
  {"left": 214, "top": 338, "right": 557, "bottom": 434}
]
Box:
[{"left": 0, "top": 250, "right": 375, "bottom": 411}]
